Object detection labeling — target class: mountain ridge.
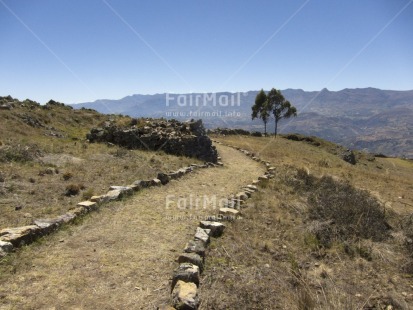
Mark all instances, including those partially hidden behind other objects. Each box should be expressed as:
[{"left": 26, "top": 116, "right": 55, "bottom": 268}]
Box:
[{"left": 71, "top": 88, "right": 413, "bottom": 158}]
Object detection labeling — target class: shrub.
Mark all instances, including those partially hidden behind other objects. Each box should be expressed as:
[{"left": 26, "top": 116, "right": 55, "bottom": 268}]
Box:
[
  {"left": 251, "top": 131, "right": 263, "bottom": 137},
  {"left": 62, "top": 172, "right": 73, "bottom": 181},
  {"left": 65, "top": 184, "right": 80, "bottom": 196},
  {"left": 306, "top": 176, "right": 389, "bottom": 246},
  {"left": 290, "top": 169, "right": 389, "bottom": 248},
  {"left": 0, "top": 143, "right": 42, "bottom": 163},
  {"left": 130, "top": 118, "right": 138, "bottom": 126}
]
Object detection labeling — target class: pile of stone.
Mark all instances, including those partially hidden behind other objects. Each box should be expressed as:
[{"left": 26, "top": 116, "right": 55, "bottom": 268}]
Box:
[{"left": 87, "top": 119, "right": 218, "bottom": 163}]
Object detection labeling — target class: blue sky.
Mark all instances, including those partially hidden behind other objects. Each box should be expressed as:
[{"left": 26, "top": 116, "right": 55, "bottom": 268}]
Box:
[{"left": 1, "top": 0, "right": 412, "bottom": 103}]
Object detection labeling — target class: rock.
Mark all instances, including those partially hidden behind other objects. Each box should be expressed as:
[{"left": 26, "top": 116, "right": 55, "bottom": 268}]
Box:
[
  {"left": 184, "top": 240, "right": 206, "bottom": 258},
  {"left": 216, "top": 161, "right": 224, "bottom": 166},
  {"left": 128, "top": 183, "right": 141, "bottom": 191},
  {"left": 104, "top": 189, "right": 122, "bottom": 200},
  {"left": 172, "top": 263, "right": 200, "bottom": 290},
  {"left": 243, "top": 188, "right": 255, "bottom": 195},
  {"left": 258, "top": 175, "right": 268, "bottom": 181},
  {"left": 235, "top": 192, "right": 249, "bottom": 201},
  {"left": 151, "top": 178, "right": 162, "bottom": 186},
  {"left": 68, "top": 206, "right": 88, "bottom": 216},
  {"left": 56, "top": 213, "right": 77, "bottom": 224},
  {"left": 109, "top": 186, "right": 133, "bottom": 195},
  {"left": 342, "top": 149, "right": 357, "bottom": 165},
  {"left": 157, "top": 173, "right": 170, "bottom": 185},
  {"left": 77, "top": 200, "right": 98, "bottom": 211},
  {"left": 199, "top": 221, "right": 225, "bottom": 237},
  {"left": 194, "top": 227, "right": 210, "bottom": 245},
  {"left": 33, "top": 218, "right": 61, "bottom": 234},
  {"left": 168, "top": 172, "right": 181, "bottom": 180},
  {"left": 245, "top": 185, "right": 258, "bottom": 191},
  {"left": 219, "top": 208, "right": 240, "bottom": 220},
  {"left": 0, "top": 225, "right": 41, "bottom": 246},
  {"left": 133, "top": 180, "right": 151, "bottom": 188},
  {"left": 90, "top": 195, "right": 105, "bottom": 203},
  {"left": 178, "top": 253, "right": 204, "bottom": 272},
  {"left": 252, "top": 180, "right": 260, "bottom": 185},
  {"left": 0, "top": 104, "right": 12, "bottom": 110},
  {"left": 0, "top": 240, "right": 13, "bottom": 252},
  {"left": 172, "top": 280, "right": 199, "bottom": 310}
]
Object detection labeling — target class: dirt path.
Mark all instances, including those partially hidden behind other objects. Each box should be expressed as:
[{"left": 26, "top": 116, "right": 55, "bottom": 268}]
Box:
[{"left": 0, "top": 144, "right": 265, "bottom": 309}]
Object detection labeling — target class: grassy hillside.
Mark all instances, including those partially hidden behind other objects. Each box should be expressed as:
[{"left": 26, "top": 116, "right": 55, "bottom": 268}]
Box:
[
  {"left": 0, "top": 96, "right": 200, "bottom": 228},
  {"left": 202, "top": 135, "right": 413, "bottom": 309}
]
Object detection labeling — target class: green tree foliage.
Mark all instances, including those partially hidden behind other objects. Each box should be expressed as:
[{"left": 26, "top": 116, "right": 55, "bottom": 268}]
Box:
[
  {"left": 251, "top": 89, "right": 270, "bottom": 136},
  {"left": 266, "top": 88, "right": 297, "bottom": 136}
]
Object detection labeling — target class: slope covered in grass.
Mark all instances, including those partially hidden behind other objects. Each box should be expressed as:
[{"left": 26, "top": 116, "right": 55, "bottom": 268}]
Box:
[
  {"left": 0, "top": 97, "right": 201, "bottom": 228},
  {"left": 201, "top": 135, "right": 413, "bottom": 309}
]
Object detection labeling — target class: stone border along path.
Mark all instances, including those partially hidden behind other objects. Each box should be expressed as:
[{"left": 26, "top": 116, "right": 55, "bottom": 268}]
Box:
[
  {"left": 0, "top": 161, "right": 223, "bottom": 258},
  {"left": 0, "top": 143, "right": 270, "bottom": 309},
  {"left": 163, "top": 140, "right": 275, "bottom": 310}
]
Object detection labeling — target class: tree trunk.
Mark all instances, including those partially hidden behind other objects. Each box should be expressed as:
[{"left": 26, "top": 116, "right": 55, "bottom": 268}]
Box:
[
  {"left": 264, "top": 121, "right": 267, "bottom": 136},
  {"left": 274, "top": 118, "right": 278, "bottom": 137}
]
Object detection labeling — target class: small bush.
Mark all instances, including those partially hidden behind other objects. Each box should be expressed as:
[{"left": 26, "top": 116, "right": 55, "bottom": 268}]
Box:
[
  {"left": 306, "top": 176, "right": 389, "bottom": 246},
  {"left": 0, "top": 143, "right": 42, "bottom": 163},
  {"left": 65, "top": 184, "right": 80, "bottom": 196},
  {"left": 130, "top": 118, "right": 138, "bottom": 126},
  {"left": 251, "top": 131, "right": 263, "bottom": 137},
  {"left": 290, "top": 170, "right": 389, "bottom": 248},
  {"left": 62, "top": 172, "right": 73, "bottom": 181}
]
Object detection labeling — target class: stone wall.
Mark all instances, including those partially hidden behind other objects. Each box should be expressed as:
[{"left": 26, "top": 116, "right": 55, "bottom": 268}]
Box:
[
  {"left": 87, "top": 119, "right": 218, "bottom": 163},
  {"left": 0, "top": 162, "right": 222, "bottom": 259},
  {"left": 161, "top": 140, "right": 276, "bottom": 310}
]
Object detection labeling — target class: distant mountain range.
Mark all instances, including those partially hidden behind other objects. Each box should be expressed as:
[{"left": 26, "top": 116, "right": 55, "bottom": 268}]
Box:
[{"left": 71, "top": 88, "right": 413, "bottom": 158}]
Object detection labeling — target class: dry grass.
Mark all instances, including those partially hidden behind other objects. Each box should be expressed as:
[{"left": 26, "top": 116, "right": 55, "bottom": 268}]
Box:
[
  {"left": 0, "top": 144, "right": 266, "bottom": 309},
  {"left": 200, "top": 135, "right": 413, "bottom": 309},
  {"left": 0, "top": 100, "right": 200, "bottom": 228}
]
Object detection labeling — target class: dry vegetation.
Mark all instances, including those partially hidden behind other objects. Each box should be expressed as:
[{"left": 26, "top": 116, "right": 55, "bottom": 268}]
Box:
[
  {"left": 201, "top": 135, "right": 413, "bottom": 309},
  {"left": 2, "top": 97, "right": 413, "bottom": 309},
  {"left": 0, "top": 98, "right": 200, "bottom": 228}
]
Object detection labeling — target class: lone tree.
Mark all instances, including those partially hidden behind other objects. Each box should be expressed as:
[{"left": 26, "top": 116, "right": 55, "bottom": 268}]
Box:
[
  {"left": 266, "top": 88, "right": 297, "bottom": 137},
  {"left": 251, "top": 89, "right": 270, "bottom": 136}
]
